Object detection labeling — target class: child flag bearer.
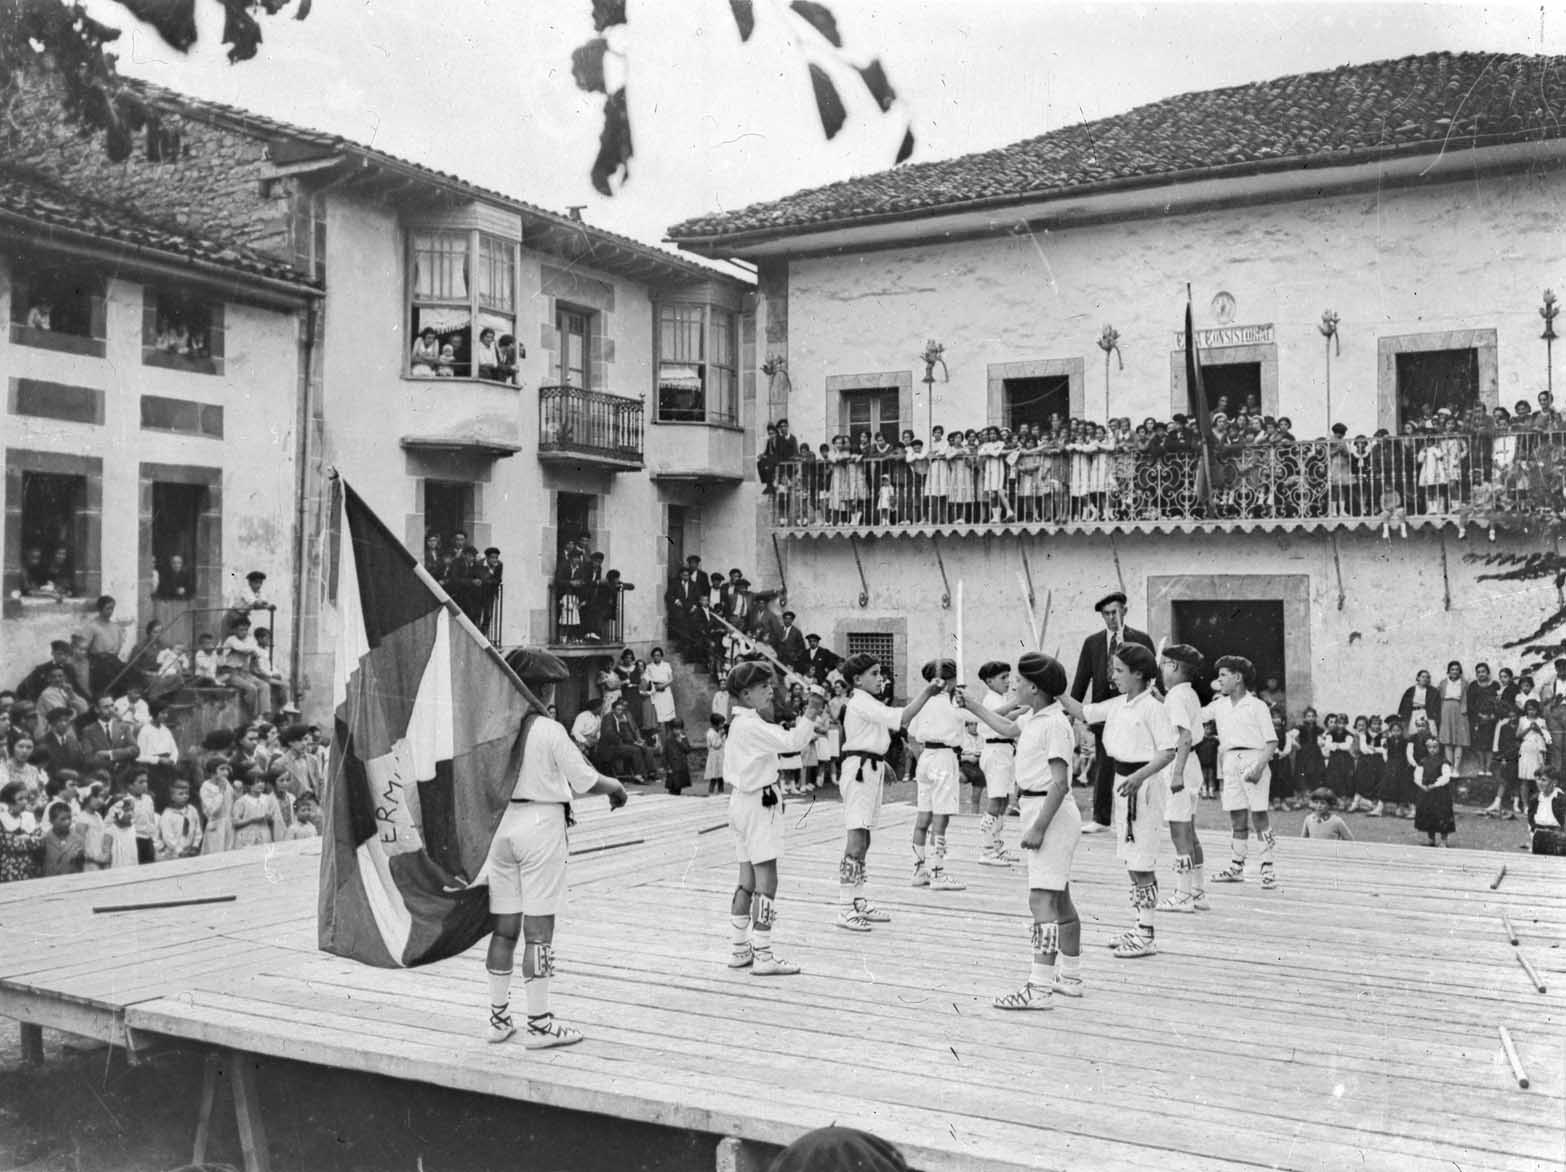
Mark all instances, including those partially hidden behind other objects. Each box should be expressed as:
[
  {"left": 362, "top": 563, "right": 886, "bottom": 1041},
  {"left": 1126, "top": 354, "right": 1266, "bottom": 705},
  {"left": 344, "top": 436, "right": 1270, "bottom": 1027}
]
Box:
[
  {"left": 1204, "top": 655, "right": 1281, "bottom": 890},
  {"left": 961, "top": 652, "right": 1083, "bottom": 1008},
  {"left": 723, "top": 660, "right": 828, "bottom": 975},
  {"left": 977, "top": 660, "right": 1027, "bottom": 866},
  {"left": 1158, "top": 644, "right": 1210, "bottom": 913},
  {"left": 909, "top": 659, "right": 969, "bottom": 892},
  {"left": 1061, "top": 644, "right": 1176, "bottom": 958},
  {"left": 836, "top": 653, "right": 945, "bottom": 932}
]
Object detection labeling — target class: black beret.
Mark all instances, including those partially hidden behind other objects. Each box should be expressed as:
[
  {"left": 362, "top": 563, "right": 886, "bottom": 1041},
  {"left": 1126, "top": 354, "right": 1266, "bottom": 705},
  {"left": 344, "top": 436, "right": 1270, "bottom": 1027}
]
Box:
[
  {"left": 504, "top": 648, "right": 570, "bottom": 685},
  {"left": 1094, "top": 591, "right": 1128, "bottom": 612}
]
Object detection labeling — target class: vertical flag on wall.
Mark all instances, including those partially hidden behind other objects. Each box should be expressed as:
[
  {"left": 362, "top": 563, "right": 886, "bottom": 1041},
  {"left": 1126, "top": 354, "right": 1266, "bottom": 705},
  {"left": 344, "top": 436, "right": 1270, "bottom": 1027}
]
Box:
[
  {"left": 1184, "top": 289, "right": 1216, "bottom": 505},
  {"left": 318, "top": 479, "right": 543, "bottom": 968}
]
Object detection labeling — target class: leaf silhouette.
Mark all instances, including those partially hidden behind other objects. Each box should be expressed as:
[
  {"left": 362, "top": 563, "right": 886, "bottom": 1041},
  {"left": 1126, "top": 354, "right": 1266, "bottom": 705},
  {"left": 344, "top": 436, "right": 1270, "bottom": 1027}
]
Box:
[
  {"left": 116, "top": 0, "right": 198, "bottom": 51},
  {"left": 572, "top": 38, "right": 608, "bottom": 94},
  {"left": 896, "top": 125, "right": 915, "bottom": 163},
  {"left": 217, "top": 0, "right": 263, "bottom": 63},
  {"left": 592, "top": 0, "right": 627, "bottom": 31},
  {"left": 591, "top": 87, "right": 633, "bottom": 196},
  {"left": 856, "top": 58, "right": 896, "bottom": 111},
  {"left": 808, "top": 63, "right": 846, "bottom": 139},
  {"left": 790, "top": 1, "right": 842, "bottom": 47},
  {"left": 295, "top": 0, "right": 313, "bottom": 18},
  {"left": 729, "top": 0, "right": 755, "bottom": 41}
]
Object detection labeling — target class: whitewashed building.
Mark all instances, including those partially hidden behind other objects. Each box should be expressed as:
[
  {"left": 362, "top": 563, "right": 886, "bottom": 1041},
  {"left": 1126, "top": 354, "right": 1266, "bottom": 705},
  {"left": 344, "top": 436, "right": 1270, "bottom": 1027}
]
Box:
[{"left": 668, "top": 52, "right": 1566, "bottom": 711}]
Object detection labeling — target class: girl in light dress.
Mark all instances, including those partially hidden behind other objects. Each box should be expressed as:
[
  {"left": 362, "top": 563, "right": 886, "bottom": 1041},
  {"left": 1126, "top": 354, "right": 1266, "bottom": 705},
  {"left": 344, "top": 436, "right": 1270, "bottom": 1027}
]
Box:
[
  {"left": 704, "top": 714, "right": 726, "bottom": 795},
  {"left": 1108, "top": 419, "right": 1139, "bottom": 520},
  {"left": 826, "top": 435, "right": 856, "bottom": 524},
  {"left": 945, "top": 430, "right": 975, "bottom": 523},
  {"left": 232, "top": 772, "right": 278, "bottom": 848},
  {"left": 1084, "top": 423, "right": 1112, "bottom": 518},
  {"left": 75, "top": 784, "right": 108, "bottom": 871},
  {"left": 101, "top": 797, "right": 141, "bottom": 869},
  {"left": 1517, "top": 699, "right": 1550, "bottom": 794},
  {"left": 977, "top": 426, "right": 1015, "bottom": 523},
  {"left": 200, "top": 758, "right": 237, "bottom": 854},
  {"left": 926, "top": 427, "right": 950, "bottom": 523},
  {"left": 1013, "top": 430, "right": 1043, "bottom": 522},
  {"left": 847, "top": 433, "right": 873, "bottom": 524}
]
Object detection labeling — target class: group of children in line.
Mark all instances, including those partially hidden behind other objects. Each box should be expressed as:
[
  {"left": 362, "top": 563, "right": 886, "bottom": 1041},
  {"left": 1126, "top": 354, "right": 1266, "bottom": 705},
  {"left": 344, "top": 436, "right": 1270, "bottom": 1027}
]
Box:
[{"left": 716, "top": 637, "right": 1298, "bottom": 1010}]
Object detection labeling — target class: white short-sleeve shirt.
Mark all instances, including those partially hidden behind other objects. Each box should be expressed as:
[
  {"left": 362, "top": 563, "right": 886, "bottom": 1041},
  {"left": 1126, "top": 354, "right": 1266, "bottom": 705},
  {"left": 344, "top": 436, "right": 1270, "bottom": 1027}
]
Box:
[
  {"left": 1163, "top": 681, "right": 1205, "bottom": 789},
  {"left": 908, "top": 694, "right": 966, "bottom": 748},
  {"left": 843, "top": 689, "right": 904, "bottom": 755},
  {"left": 1201, "top": 693, "right": 1279, "bottom": 754},
  {"left": 1015, "top": 703, "right": 1075, "bottom": 795},
  {"left": 510, "top": 718, "right": 603, "bottom": 803},
  {"left": 1081, "top": 690, "right": 1176, "bottom": 762},
  {"left": 723, "top": 706, "right": 816, "bottom": 794}
]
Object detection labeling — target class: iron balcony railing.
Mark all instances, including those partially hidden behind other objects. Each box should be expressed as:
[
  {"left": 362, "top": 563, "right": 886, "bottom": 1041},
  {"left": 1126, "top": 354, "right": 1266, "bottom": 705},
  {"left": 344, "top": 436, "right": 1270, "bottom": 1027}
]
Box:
[
  {"left": 538, "top": 385, "right": 644, "bottom": 465},
  {"left": 766, "top": 428, "right": 1565, "bottom": 532},
  {"left": 548, "top": 581, "right": 625, "bottom": 647}
]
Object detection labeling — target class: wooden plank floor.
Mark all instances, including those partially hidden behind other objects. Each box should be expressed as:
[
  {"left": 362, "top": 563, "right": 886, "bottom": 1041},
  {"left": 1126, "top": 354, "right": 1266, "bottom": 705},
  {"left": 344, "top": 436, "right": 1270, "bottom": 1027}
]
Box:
[{"left": 2, "top": 794, "right": 1562, "bottom": 1172}]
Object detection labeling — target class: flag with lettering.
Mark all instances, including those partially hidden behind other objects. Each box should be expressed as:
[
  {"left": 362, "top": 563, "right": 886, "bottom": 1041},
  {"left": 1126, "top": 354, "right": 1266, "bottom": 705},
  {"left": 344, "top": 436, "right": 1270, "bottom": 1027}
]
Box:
[
  {"left": 1184, "top": 293, "right": 1216, "bottom": 504},
  {"left": 318, "top": 480, "right": 543, "bottom": 968}
]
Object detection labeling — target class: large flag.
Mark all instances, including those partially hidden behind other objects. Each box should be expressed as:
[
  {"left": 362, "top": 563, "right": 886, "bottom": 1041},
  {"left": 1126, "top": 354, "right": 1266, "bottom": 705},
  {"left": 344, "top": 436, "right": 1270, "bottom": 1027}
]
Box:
[
  {"left": 318, "top": 479, "right": 544, "bottom": 968},
  {"left": 1184, "top": 290, "right": 1216, "bottom": 505}
]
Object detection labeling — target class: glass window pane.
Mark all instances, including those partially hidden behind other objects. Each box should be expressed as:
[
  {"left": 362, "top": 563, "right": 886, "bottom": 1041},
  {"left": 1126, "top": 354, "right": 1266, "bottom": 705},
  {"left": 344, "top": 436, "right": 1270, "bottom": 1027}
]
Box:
[
  {"left": 478, "top": 235, "right": 515, "bottom": 312},
  {"left": 412, "top": 232, "right": 468, "bottom": 301}
]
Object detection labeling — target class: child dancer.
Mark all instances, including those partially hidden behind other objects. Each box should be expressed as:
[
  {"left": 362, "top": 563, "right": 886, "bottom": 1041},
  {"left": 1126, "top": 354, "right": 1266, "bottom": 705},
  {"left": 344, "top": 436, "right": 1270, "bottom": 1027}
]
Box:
[
  {"left": 976, "top": 661, "right": 1025, "bottom": 866},
  {"left": 1158, "top": 645, "right": 1209, "bottom": 913},
  {"left": 961, "top": 652, "right": 1082, "bottom": 1008},
  {"left": 1205, "top": 656, "right": 1281, "bottom": 890},
  {"left": 909, "top": 659, "right": 969, "bottom": 892},
  {"left": 836, "top": 653, "right": 943, "bottom": 932},
  {"left": 1061, "top": 644, "right": 1176, "bottom": 958},
  {"left": 723, "top": 661, "right": 826, "bottom": 975}
]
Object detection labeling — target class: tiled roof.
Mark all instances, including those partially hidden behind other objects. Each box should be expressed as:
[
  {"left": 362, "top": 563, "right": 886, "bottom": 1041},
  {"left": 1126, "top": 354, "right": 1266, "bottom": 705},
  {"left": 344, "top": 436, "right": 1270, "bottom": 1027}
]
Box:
[
  {"left": 667, "top": 51, "right": 1566, "bottom": 244},
  {"left": 0, "top": 167, "right": 318, "bottom": 289},
  {"left": 125, "top": 79, "right": 745, "bottom": 287}
]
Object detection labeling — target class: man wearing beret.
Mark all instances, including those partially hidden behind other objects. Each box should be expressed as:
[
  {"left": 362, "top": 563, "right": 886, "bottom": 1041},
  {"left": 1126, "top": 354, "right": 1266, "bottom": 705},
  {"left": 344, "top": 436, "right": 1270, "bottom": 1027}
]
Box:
[{"left": 1071, "top": 591, "right": 1155, "bottom": 834}]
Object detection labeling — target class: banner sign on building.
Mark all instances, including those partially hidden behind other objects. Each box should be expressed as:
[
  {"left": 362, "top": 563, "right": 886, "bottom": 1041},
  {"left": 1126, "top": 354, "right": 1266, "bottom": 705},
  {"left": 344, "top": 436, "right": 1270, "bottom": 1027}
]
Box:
[{"left": 1172, "top": 323, "right": 1274, "bottom": 349}]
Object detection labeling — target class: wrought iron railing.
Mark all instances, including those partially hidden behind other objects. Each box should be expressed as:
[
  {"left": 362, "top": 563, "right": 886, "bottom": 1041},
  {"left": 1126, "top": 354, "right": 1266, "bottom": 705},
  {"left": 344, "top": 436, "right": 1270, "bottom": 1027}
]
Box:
[
  {"left": 548, "top": 582, "right": 625, "bottom": 647},
  {"left": 481, "top": 581, "right": 503, "bottom": 646},
  {"left": 766, "top": 429, "right": 1566, "bottom": 531},
  {"left": 538, "top": 385, "right": 644, "bottom": 463}
]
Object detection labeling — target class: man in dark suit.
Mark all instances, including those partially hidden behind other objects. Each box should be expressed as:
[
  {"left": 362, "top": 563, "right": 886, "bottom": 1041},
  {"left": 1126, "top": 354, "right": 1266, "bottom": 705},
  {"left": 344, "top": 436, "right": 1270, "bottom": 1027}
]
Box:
[
  {"left": 724, "top": 577, "right": 754, "bottom": 631},
  {"left": 802, "top": 634, "right": 841, "bottom": 685},
  {"left": 1071, "top": 591, "right": 1155, "bottom": 834},
  {"left": 777, "top": 610, "right": 808, "bottom": 673},
  {"left": 77, "top": 694, "right": 139, "bottom": 779},
  {"left": 16, "top": 640, "right": 89, "bottom": 702},
  {"left": 715, "top": 568, "right": 745, "bottom": 618},
  {"left": 683, "top": 555, "right": 711, "bottom": 600},
  {"left": 665, "top": 567, "right": 701, "bottom": 650}
]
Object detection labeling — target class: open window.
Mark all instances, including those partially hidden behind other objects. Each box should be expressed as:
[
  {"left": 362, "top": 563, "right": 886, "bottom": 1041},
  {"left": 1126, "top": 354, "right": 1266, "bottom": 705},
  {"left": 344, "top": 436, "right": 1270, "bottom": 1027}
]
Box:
[
  {"left": 408, "top": 230, "right": 519, "bottom": 384},
  {"left": 18, "top": 472, "right": 86, "bottom": 598},
  {"left": 142, "top": 287, "right": 225, "bottom": 375},
  {"left": 655, "top": 302, "right": 738, "bottom": 424},
  {"left": 8, "top": 259, "right": 107, "bottom": 357}
]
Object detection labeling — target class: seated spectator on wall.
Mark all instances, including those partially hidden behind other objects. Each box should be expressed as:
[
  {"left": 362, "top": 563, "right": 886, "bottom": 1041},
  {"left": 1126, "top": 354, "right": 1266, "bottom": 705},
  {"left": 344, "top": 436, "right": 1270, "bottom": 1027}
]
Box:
[
  {"left": 83, "top": 595, "right": 128, "bottom": 695},
  {"left": 16, "top": 641, "right": 89, "bottom": 703},
  {"left": 220, "top": 617, "right": 270, "bottom": 718},
  {"left": 35, "top": 667, "right": 89, "bottom": 735}
]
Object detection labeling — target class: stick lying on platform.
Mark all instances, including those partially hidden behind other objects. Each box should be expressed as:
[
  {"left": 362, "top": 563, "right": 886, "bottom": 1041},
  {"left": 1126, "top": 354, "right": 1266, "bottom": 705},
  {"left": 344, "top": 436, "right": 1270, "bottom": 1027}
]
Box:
[
  {"left": 1498, "top": 1026, "right": 1530, "bottom": 1089},
  {"left": 1516, "top": 951, "right": 1548, "bottom": 993},
  {"left": 1490, "top": 864, "right": 1507, "bottom": 890},
  {"left": 93, "top": 895, "right": 238, "bottom": 914},
  {"left": 569, "top": 838, "right": 646, "bottom": 858},
  {"left": 1501, "top": 912, "right": 1518, "bottom": 946}
]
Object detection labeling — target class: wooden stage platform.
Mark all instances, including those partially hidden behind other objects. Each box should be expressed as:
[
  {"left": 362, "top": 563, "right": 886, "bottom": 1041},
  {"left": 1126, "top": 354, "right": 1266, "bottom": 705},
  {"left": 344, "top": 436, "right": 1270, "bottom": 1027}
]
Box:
[{"left": 2, "top": 794, "right": 1563, "bottom": 1172}]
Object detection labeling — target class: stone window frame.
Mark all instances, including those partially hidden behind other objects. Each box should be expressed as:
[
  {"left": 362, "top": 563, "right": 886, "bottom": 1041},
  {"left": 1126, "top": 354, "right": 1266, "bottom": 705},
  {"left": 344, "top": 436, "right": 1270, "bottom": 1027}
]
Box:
[
  {"left": 986, "top": 358, "right": 1086, "bottom": 429},
  {"left": 141, "top": 285, "right": 226, "bottom": 377},
  {"left": 830, "top": 615, "right": 908, "bottom": 701},
  {"left": 7, "top": 257, "right": 109, "bottom": 360},
  {"left": 138, "top": 462, "right": 222, "bottom": 626},
  {"left": 3, "top": 448, "right": 103, "bottom": 618},
  {"left": 1168, "top": 343, "right": 1279, "bottom": 417},
  {"left": 404, "top": 225, "right": 522, "bottom": 387},
  {"left": 1376, "top": 328, "right": 1499, "bottom": 431},
  {"left": 827, "top": 371, "right": 913, "bottom": 442}
]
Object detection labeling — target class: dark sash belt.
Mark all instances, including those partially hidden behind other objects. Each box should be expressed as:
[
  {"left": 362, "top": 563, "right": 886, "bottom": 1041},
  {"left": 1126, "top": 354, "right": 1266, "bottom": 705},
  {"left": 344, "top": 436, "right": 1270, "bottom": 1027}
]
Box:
[{"left": 1111, "top": 758, "right": 1150, "bottom": 842}]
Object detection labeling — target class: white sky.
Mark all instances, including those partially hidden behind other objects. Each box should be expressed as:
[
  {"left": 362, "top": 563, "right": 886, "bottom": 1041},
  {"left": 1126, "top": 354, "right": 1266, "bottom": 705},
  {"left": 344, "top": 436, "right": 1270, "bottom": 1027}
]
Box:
[{"left": 98, "top": 0, "right": 1557, "bottom": 250}]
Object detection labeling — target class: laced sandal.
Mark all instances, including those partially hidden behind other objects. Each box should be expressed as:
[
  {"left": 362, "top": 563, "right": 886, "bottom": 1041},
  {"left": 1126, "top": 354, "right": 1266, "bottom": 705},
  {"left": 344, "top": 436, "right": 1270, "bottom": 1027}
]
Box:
[
  {"left": 1260, "top": 869, "right": 1279, "bottom": 890},
  {"left": 1111, "top": 934, "right": 1157, "bottom": 959},
  {"left": 836, "top": 910, "right": 874, "bottom": 933},
  {"left": 487, "top": 1009, "right": 516, "bottom": 1044},
  {"left": 728, "top": 944, "right": 754, "bottom": 969},
  {"left": 993, "top": 982, "right": 1054, "bottom": 1011},
  {"left": 1210, "top": 864, "right": 1246, "bottom": 883},
  {"left": 1158, "top": 891, "right": 1197, "bottom": 913},
  {"left": 853, "top": 898, "right": 891, "bottom": 923},
  {"left": 524, "top": 1013, "right": 583, "bottom": 1050},
  {"left": 910, "top": 864, "right": 931, "bottom": 887},
  {"left": 929, "top": 872, "right": 967, "bottom": 891},
  {"left": 1190, "top": 890, "right": 1211, "bottom": 911},
  {"left": 1051, "top": 974, "right": 1086, "bottom": 998},
  {"left": 750, "top": 953, "right": 801, "bottom": 977},
  {"left": 1105, "top": 929, "right": 1142, "bottom": 950}
]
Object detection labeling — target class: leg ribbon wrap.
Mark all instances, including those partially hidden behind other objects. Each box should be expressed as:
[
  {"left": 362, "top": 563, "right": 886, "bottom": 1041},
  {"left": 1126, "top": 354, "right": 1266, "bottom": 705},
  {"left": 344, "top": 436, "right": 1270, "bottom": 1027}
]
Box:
[
  {"left": 527, "top": 941, "right": 556, "bottom": 980},
  {"left": 839, "top": 855, "right": 865, "bottom": 885},
  {"left": 1130, "top": 881, "right": 1159, "bottom": 910},
  {"left": 1031, "top": 921, "right": 1060, "bottom": 953},
  {"left": 1259, "top": 828, "right": 1277, "bottom": 849},
  {"left": 1173, "top": 854, "right": 1194, "bottom": 874},
  {"left": 752, "top": 892, "right": 776, "bottom": 929}
]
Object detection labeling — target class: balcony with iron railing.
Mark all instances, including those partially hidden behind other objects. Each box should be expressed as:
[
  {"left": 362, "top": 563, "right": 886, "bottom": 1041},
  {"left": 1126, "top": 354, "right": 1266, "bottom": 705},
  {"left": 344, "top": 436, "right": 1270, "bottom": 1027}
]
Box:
[
  {"left": 547, "top": 582, "right": 625, "bottom": 650},
  {"left": 766, "top": 429, "right": 1565, "bottom": 538},
  {"left": 537, "top": 385, "right": 644, "bottom": 471}
]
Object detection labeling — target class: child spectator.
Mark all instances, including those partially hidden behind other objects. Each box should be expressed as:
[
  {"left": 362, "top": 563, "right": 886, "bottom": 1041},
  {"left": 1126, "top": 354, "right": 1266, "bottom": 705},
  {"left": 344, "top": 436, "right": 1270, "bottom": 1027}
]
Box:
[
  {"left": 1353, "top": 715, "right": 1385, "bottom": 815},
  {"left": 75, "top": 780, "right": 108, "bottom": 870},
  {"left": 663, "top": 719, "right": 693, "bottom": 795},
  {"left": 101, "top": 796, "right": 140, "bottom": 869},
  {"left": 1413, "top": 732, "right": 1456, "bottom": 847},
  {"left": 704, "top": 714, "right": 727, "bottom": 795},
  {"left": 1300, "top": 788, "right": 1354, "bottom": 841},
  {"left": 436, "top": 343, "right": 458, "bottom": 376},
  {"left": 1528, "top": 769, "right": 1566, "bottom": 854},
  {"left": 126, "top": 769, "right": 157, "bottom": 864},
  {"left": 42, "top": 799, "right": 86, "bottom": 876},
  {"left": 0, "top": 781, "right": 43, "bottom": 882},
  {"left": 285, "top": 791, "right": 321, "bottom": 840},
  {"left": 113, "top": 682, "right": 151, "bottom": 730},
  {"left": 253, "top": 628, "right": 289, "bottom": 712},
  {"left": 1196, "top": 719, "right": 1219, "bottom": 799},
  {"left": 232, "top": 771, "right": 276, "bottom": 848},
  {"left": 1382, "top": 716, "right": 1414, "bottom": 818},
  {"left": 1485, "top": 709, "right": 1523, "bottom": 820},
  {"left": 191, "top": 632, "right": 225, "bottom": 685},
  {"left": 1516, "top": 699, "right": 1549, "bottom": 812},
  {"left": 200, "top": 758, "right": 237, "bottom": 854},
  {"left": 156, "top": 779, "right": 203, "bottom": 861},
  {"left": 221, "top": 617, "right": 269, "bottom": 716}
]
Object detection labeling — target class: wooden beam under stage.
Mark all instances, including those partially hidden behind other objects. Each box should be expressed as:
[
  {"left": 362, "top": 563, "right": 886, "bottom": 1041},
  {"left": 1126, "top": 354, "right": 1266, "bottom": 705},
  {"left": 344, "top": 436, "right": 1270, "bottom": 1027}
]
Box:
[{"left": 1, "top": 796, "right": 1562, "bottom": 1172}]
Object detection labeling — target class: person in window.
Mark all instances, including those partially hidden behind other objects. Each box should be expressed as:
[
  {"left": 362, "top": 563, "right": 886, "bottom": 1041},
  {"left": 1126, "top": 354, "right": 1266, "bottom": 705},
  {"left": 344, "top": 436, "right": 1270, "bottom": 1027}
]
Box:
[
  {"left": 479, "top": 546, "right": 504, "bottom": 631},
  {"left": 156, "top": 553, "right": 196, "bottom": 600},
  {"left": 436, "top": 343, "right": 458, "bottom": 377},
  {"left": 410, "top": 327, "right": 440, "bottom": 376},
  {"left": 476, "top": 328, "right": 501, "bottom": 381},
  {"left": 26, "top": 297, "right": 52, "bottom": 331},
  {"left": 43, "top": 547, "right": 74, "bottom": 597},
  {"left": 495, "top": 334, "right": 521, "bottom": 384},
  {"left": 422, "top": 530, "right": 447, "bottom": 583},
  {"left": 156, "top": 317, "right": 192, "bottom": 356}
]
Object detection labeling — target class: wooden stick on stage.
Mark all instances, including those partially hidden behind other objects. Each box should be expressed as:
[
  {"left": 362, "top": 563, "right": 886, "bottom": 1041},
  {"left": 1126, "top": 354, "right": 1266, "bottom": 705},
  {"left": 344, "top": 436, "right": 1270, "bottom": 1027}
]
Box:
[
  {"left": 570, "top": 838, "right": 646, "bottom": 858},
  {"left": 697, "top": 822, "right": 729, "bottom": 835},
  {"left": 1502, "top": 912, "right": 1519, "bottom": 946},
  {"left": 1516, "top": 951, "right": 1548, "bottom": 993},
  {"left": 1498, "top": 1026, "right": 1530, "bottom": 1089},
  {"left": 1490, "top": 864, "right": 1507, "bottom": 890},
  {"left": 94, "top": 895, "right": 238, "bottom": 915}
]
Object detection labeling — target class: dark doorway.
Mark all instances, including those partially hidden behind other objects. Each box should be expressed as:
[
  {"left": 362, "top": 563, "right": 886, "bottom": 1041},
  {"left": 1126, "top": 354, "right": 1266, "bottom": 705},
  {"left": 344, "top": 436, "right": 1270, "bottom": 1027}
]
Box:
[
  {"left": 556, "top": 491, "right": 594, "bottom": 562},
  {"left": 1199, "top": 363, "right": 1261, "bottom": 416},
  {"left": 425, "top": 480, "right": 474, "bottom": 550},
  {"left": 1171, "top": 600, "right": 1285, "bottom": 696},
  {"left": 1395, "top": 348, "right": 1480, "bottom": 425},
  {"left": 666, "top": 504, "right": 688, "bottom": 581},
  {"left": 151, "top": 482, "right": 206, "bottom": 599},
  {"left": 1004, "top": 376, "right": 1070, "bottom": 431}
]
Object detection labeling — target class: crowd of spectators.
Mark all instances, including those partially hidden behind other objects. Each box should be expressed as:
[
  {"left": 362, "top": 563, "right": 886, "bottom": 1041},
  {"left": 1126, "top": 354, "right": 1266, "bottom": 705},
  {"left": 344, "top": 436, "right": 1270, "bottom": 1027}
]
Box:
[
  {"left": 552, "top": 539, "right": 631, "bottom": 643},
  {"left": 757, "top": 393, "right": 1566, "bottom": 530},
  {"left": 422, "top": 530, "right": 504, "bottom": 632}
]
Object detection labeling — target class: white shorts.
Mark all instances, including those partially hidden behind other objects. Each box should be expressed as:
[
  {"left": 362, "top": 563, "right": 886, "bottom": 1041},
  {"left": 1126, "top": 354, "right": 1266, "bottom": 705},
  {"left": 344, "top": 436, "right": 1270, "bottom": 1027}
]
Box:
[
  {"left": 1021, "top": 791, "right": 1081, "bottom": 890},
  {"left": 915, "top": 747, "right": 961, "bottom": 816},
  {"left": 979, "top": 744, "right": 1016, "bottom": 799},
  {"left": 841, "top": 753, "right": 886, "bottom": 831},
  {"left": 730, "top": 790, "right": 784, "bottom": 864},
  {"left": 486, "top": 803, "right": 569, "bottom": 916},
  {"left": 1221, "top": 751, "right": 1273, "bottom": 813},
  {"left": 1164, "top": 783, "right": 1197, "bottom": 823},
  {"left": 1113, "top": 775, "right": 1167, "bottom": 872}
]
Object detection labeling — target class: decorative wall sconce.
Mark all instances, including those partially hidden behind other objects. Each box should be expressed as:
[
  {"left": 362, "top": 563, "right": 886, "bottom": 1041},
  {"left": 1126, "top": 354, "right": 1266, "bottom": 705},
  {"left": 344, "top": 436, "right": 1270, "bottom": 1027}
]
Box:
[
  {"left": 1096, "top": 325, "right": 1122, "bottom": 419},
  {"left": 921, "top": 340, "right": 948, "bottom": 434},
  {"left": 1542, "top": 290, "right": 1559, "bottom": 395},
  {"left": 1319, "top": 310, "right": 1341, "bottom": 432}
]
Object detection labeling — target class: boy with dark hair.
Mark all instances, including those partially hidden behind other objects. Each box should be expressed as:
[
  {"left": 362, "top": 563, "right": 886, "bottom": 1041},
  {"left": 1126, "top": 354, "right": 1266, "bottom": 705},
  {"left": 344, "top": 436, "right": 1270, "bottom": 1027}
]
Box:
[
  {"left": 976, "top": 660, "right": 1026, "bottom": 866},
  {"left": 1159, "top": 645, "right": 1210, "bottom": 912},
  {"left": 1204, "top": 656, "right": 1281, "bottom": 889},
  {"left": 908, "top": 659, "right": 968, "bottom": 892}
]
